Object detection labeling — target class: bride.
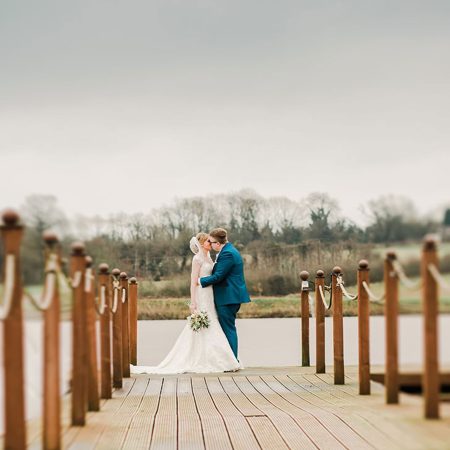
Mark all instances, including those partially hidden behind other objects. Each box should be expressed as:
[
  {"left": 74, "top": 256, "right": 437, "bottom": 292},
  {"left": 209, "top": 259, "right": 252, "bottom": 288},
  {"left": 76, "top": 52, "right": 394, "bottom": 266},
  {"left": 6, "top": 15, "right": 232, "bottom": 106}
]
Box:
[{"left": 131, "top": 232, "right": 242, "bottom": 374}]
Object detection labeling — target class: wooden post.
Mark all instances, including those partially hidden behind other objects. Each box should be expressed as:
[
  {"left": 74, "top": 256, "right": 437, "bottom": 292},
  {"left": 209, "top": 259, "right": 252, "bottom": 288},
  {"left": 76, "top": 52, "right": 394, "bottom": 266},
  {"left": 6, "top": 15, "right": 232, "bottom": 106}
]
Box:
[
  {"left": 385, "top": 251, "right": 399, "bottom": 404},
  {"left": 315, "top": 270, "right": 326, "bottom": 374},
  {"left": 300, "top": 271, "right": 310, "bottom": 366},
  {"left": 422, "top": 237, "right": 440, "bottom": 419},
  {"left": 121, "top": 272, "right": 131, "bottom": 377},
  {"left": 99, "top": 263, "right": 112, "bottom": 399},
  {"left": 85, "top": 256, "right": 100, "bottom": 411},
  {"left": 1, "top": 210, "right": 26, "bottom": 449},
  {"left": 71, "top": 242, "right": 87, "bottom": 426},
  {"left": 129, "top": 277, "right": 138, "bottom": 365},
  {"left": 43, "top": 232, "right": 61, "bottom": 449},
  {"left": 357, "top": 259, "right": 370, "bottom": 395},
  {"left": 111, "top": 268, "right": 123, "bottom": 388},
  {"left": 332, "top": 266, "right": 345, "bottom": 385}
]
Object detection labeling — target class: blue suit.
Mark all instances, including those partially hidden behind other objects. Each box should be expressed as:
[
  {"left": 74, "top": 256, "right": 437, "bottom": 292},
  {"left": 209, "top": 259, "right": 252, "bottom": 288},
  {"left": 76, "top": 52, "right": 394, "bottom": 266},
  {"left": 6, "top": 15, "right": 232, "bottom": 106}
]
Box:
[{"left": 200, "top": 242, "right": 250, "bottom": 358}]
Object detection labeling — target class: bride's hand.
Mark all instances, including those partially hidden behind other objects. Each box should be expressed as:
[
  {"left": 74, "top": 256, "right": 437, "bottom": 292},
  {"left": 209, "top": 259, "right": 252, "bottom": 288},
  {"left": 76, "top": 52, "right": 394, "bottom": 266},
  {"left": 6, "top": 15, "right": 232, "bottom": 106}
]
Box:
[{"left": 189, "top": 303, "right": 198, "bottom": 314}]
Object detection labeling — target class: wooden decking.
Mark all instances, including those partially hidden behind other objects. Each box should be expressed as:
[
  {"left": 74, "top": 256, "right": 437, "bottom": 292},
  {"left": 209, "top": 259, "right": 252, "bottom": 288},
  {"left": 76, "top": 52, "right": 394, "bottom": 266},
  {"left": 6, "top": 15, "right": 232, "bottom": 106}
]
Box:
[{"left": 25, "top": 366, "right": 450, "bottom": 449}]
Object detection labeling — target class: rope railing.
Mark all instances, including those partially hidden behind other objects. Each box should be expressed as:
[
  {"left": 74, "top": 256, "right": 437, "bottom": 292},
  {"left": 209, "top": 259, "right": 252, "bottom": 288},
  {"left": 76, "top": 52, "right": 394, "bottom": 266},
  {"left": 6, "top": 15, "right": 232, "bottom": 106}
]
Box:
[
  {"left": 84, "top": 267, "right": 94, "bottom": 293},
  {"left": 111, "top": 282, "right": 120, "bottom": 314},
  {"left": 336, "top": 275, "right": 358, "bottom": 301},
  {"left": 71, "top": 270, "right": 83, "bottom": 289},
  {"left": 0, "top": 254, "right": 15, "bottom": 320},
  {"left": 428, "top": 263, "right": 450, "bottom": 294},
  {"left": 0, "top": 209, "right": 140, "bottom": 447},
  {"left": 391, "top": 259, "right": 421, "bottom": 290},
  {"left": 361, "top": 281, "right": 385, "bottom": 303},
  {"left": 93, "top": 285, "right": 108, "bottom": 315},
  {"left": 318, "top": 285, "right": 332, "bottom": 310},
  {"left": 23, "top": 254, "right": 59, "bottom": 312}
]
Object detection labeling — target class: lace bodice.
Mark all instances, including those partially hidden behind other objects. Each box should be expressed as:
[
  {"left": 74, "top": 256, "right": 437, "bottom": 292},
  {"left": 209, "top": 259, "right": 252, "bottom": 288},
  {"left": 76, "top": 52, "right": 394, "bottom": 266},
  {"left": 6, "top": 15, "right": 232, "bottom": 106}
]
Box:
[
  {"left": 193, "top": 253, "right": 214, "bottom": 276},
  {"left": 192, "top": 254, "right": 215, "bottom": 312},
  {"left": 199, "top": 261, "right": 213, "bottom": 277}
]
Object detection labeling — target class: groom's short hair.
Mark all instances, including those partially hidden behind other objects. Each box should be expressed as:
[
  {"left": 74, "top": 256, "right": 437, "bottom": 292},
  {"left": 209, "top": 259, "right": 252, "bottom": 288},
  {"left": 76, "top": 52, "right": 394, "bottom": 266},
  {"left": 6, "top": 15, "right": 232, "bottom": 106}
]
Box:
[{"left": 209, "top": 228, "right": 228, "bottom": 244}]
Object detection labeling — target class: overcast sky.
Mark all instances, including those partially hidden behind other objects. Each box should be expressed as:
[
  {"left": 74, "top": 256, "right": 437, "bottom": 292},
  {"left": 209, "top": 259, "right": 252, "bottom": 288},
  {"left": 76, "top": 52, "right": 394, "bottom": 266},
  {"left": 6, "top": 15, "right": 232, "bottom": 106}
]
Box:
[{"left": 1, "top": 0, "right": 449, "bottom": 225}]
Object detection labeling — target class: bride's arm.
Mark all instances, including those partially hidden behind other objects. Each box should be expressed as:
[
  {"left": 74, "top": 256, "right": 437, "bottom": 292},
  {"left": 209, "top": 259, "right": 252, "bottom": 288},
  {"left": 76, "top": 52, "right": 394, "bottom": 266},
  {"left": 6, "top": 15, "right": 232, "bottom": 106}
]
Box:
[{"left": 190, "top": 256, "right": 201, "bottom": 313}]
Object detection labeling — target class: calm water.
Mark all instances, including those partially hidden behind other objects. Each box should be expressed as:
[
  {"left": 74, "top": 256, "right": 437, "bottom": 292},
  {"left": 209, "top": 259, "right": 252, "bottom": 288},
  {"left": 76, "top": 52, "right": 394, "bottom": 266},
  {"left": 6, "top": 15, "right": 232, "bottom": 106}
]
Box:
[
  {"left": 137, "top": 315, "right": 450, "bottom": 367},
  {"left": 1, "top": 315, "right": 450, "bottom": 433}
]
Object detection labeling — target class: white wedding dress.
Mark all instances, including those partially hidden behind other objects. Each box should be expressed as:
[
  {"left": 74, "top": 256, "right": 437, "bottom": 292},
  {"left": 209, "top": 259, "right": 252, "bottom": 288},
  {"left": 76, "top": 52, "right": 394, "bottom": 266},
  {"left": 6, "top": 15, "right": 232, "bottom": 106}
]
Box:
[{"left": 131, "top": 253, "right": 242, "bottom": 374}]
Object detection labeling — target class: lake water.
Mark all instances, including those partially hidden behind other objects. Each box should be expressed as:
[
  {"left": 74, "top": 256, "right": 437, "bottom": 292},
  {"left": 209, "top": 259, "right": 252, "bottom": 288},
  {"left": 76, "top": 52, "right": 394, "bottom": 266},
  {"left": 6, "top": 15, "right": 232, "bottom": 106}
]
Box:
[
  {"left": 137, "top": 315, "right": 450, "bottom": 367},
  {"left": 1, "top": 315, "right": 450, "bottom": 434}
]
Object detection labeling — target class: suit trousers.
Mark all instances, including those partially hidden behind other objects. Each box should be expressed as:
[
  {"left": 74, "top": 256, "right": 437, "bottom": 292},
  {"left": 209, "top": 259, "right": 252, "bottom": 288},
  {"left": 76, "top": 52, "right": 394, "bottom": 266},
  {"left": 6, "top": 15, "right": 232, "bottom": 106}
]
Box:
[{"left": 216, "top": 304, "right": 241, "bottom": 359}]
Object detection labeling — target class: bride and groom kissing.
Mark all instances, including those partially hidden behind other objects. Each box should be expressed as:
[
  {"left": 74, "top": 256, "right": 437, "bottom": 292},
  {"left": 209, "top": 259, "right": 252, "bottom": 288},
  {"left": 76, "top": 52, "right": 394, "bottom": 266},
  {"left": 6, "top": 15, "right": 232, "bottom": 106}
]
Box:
[{"left": 131, "top": 228, "right": 251, "bottom": 374}]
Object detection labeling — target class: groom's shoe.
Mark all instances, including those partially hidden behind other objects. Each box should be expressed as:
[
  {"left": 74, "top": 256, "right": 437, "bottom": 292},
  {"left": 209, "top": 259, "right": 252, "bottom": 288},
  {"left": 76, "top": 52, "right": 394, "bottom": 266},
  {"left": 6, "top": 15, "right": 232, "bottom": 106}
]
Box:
[{"left": 224, "top": 368, "right": 240, "bottom": 373}]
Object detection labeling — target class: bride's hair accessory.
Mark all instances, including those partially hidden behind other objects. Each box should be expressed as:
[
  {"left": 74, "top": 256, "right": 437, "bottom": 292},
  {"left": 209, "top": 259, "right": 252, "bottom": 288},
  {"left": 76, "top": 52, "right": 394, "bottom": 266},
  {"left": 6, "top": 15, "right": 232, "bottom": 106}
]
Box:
[{"left": 189, "top": 236, "right": 201, "bottom": 254}]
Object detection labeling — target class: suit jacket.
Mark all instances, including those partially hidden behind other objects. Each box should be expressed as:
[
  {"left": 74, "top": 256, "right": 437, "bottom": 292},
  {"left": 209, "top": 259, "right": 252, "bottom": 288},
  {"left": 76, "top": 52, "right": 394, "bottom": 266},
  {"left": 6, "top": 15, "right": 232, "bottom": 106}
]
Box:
[{"left": 200, "top": 242, "right": 251, "bottom": 306}]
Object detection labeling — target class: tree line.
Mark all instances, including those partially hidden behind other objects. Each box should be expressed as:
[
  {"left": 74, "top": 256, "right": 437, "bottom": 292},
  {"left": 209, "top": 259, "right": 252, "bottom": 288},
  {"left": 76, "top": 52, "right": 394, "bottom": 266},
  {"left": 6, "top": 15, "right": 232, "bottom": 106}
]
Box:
[{"left": 9, "top": 191, "right": 448, "bottom": 291}]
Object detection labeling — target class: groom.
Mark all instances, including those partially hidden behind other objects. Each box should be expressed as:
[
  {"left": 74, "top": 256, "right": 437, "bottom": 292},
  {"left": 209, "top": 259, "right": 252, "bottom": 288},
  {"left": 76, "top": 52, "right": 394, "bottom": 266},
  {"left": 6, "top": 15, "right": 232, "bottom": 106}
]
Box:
[{"left": 199, "top": 228, "right": 251, "bottom": 359}]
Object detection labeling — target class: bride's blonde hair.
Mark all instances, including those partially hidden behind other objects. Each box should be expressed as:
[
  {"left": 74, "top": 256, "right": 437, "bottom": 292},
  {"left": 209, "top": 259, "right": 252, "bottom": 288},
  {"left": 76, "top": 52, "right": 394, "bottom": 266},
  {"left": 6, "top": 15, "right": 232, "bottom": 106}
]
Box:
[{"left": 196, "top": 232, "right": 209, "bottom": 245}]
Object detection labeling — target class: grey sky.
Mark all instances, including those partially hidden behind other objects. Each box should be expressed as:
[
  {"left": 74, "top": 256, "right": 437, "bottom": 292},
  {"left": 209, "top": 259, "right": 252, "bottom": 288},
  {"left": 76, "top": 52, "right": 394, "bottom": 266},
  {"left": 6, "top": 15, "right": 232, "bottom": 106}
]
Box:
[{"left": 1, "top": 0, "right": 449, "bottom": 224}]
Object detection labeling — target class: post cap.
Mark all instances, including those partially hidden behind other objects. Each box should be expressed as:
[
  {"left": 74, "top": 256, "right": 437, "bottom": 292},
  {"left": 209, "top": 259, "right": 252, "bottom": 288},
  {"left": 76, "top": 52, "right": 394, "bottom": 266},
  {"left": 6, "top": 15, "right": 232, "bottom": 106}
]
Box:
[
  {"left": 300, "top": 270, "right": 309, "bottom": 281},
  {"left": 386, "top": 249, "right": 397, "bottom": 260},
  {"left": 1, "top": 209, "right": 20, "bottom": 226},
  {"left": 43, "top": 231, "right": 59, "bottom": 245},
  {"left": 423, "top": 234, "right": 437, "bottom": 251},
  {"left": 85, "top": 255, "right": 93, "bottom": 267},
  {"left": 332, "top": 266, "right": 342, "bottom": 274},
  {"left": 129, "top": 277, "right": 137, "bottom": 284},
  {"left": 98, "top": 263, "right": 109, "bottom": 274},
  {"left": 358, "top": 259, "right": 369, "bottom": 270},
  {"left": 111, "top": 268, "right": 121, "bottom": 277},
  {"left": 120, "top": 271, "right": 128, "bottom": 279},
  {"left": 316, "top": 269, "right": 325, "bottom": 278},
  {"left": 71, "top": 241, "right": 85, "bottom": 256}
]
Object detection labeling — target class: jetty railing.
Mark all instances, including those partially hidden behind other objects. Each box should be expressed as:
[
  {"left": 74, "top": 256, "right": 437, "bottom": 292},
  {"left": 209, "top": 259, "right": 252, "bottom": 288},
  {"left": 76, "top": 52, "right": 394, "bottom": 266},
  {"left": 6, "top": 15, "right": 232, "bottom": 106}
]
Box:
[
  {"left": 300, "top": 235, "right": 447, "bottom": 419},
  {"left": 0, "top": 210, "right": 139, "bottom": 449}
]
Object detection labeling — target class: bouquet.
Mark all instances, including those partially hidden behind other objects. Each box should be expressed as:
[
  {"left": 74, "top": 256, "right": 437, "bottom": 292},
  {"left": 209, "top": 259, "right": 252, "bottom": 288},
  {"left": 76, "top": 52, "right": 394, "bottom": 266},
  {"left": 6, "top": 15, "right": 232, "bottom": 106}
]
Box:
[{"left": 188, "top": 310, "right": 210, "bottom": 332}]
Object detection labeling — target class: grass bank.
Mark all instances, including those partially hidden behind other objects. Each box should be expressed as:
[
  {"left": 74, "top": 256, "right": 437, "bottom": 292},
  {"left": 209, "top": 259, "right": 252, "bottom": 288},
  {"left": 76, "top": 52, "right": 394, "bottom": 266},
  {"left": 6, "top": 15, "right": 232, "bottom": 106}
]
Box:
[
  {"left": 137, "top": 276, "right": 450, "bottom": 319},
  {"left": 14, "top": 274, "right": 450, "bottom": 320}
]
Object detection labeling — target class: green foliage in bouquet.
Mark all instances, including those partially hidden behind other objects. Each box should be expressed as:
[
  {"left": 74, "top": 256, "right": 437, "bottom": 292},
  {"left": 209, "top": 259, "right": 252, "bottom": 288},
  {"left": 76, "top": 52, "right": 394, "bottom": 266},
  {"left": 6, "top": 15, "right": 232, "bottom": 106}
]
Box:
[{"left": 188, "top": 311, "right": 210, "bottom": 332}]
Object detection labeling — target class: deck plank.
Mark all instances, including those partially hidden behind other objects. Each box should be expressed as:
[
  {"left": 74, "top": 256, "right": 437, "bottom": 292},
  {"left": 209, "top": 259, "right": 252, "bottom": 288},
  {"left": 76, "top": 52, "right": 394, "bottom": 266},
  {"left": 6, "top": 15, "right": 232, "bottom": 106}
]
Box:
[
  {"left": 122, "top": 377, "right": 163, "bottom": 450},
  {"left": 177, "top": 377, "right": 205, "bottom": 450},
  {"left": 219, "top": 376, "right": 265, "bottom": 417},
  {"left": 315, "top": 372, "right": 450, "bottom": 449},
  {"left": 68, "top": 378, "right": 136, "bottom": 449},
  {"left": 272, "top": 374, "right": 398, "bottom": 450},
  {"left": 247, "top": 416, "right": 289, "bottom": 450},
  {"left": 234, "top": 376, "right": 315, "bottom": 449},
  {"left": 255, "top": 375, "right": 350, "bottom": 450},
  {"left": 191, "top": 377, "right": 233, "bottom": 450},
  {"left": 205, "top": 377, "right": 260, "bottom": 450},
  {"left": 150, "top": 378, "right": 178, "bottom": 450}
]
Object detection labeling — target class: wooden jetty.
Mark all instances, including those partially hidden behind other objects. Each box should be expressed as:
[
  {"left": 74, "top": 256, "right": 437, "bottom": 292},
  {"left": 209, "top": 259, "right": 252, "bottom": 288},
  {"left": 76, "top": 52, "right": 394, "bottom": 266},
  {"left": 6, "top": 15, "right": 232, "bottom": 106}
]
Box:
[
  {"left": 2, "top": 211, "right": 450, "bottom": 449},
  {"left": 17, "top": 366, "right": 450, "bottom": 449}
]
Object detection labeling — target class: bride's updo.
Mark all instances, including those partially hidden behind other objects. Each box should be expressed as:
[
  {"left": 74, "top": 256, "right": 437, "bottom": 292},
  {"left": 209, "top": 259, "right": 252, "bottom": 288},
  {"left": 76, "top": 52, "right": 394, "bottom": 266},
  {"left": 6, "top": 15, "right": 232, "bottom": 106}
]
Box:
[{"left": 196, "top": 232, "right": 209, "bottom": 245}]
